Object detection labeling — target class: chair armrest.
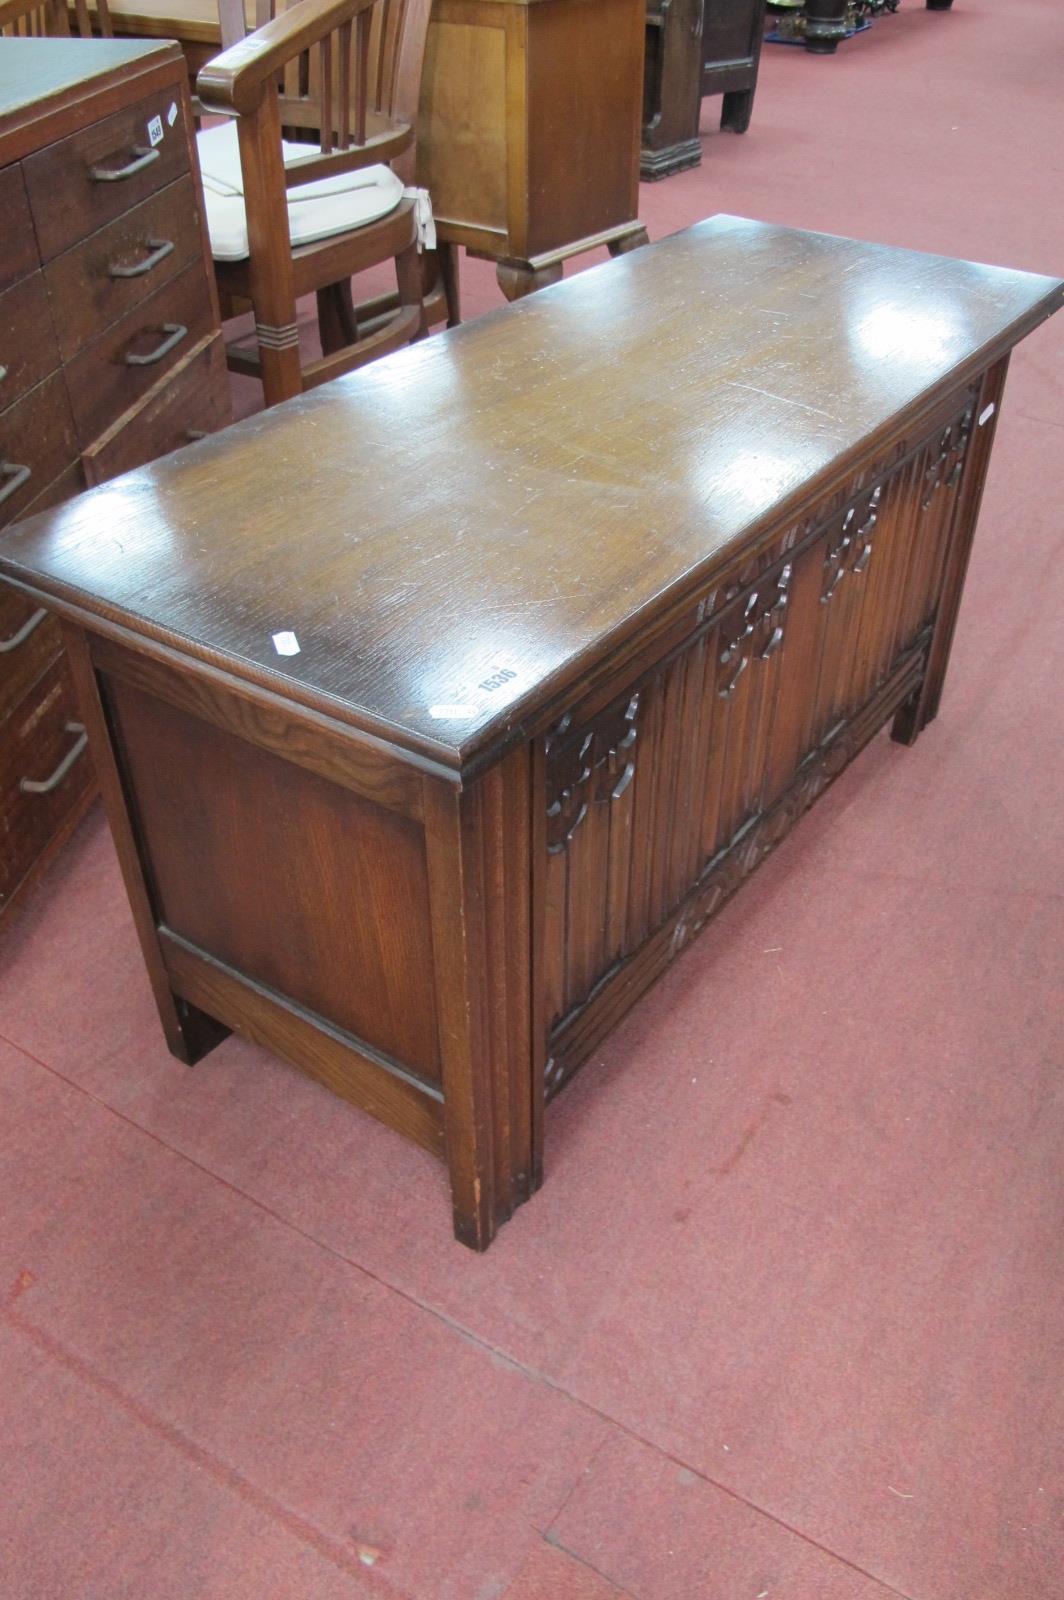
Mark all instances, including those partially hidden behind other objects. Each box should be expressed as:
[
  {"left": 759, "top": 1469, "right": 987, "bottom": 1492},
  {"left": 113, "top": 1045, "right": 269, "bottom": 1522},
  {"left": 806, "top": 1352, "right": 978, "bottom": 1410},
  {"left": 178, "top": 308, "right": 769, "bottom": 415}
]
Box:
[{"left": 197, "top": 0, "right": 377, "bottom": 116}]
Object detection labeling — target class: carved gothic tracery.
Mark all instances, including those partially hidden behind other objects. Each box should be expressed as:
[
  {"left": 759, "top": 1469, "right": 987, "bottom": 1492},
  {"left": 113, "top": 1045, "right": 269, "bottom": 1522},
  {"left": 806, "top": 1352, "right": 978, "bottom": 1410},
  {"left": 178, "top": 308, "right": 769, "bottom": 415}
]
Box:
[
  {"left": 546, "top": 693, "right": 640, "bottom": 853},
  {"left": 921, "top": 409, "right": 973, "bottom": 509},
  {"left": 821, "top": 482, "right": 881, "bottom": 603},
  {"left": 716, "top": 560, "right": 793, "bottom": 698}
]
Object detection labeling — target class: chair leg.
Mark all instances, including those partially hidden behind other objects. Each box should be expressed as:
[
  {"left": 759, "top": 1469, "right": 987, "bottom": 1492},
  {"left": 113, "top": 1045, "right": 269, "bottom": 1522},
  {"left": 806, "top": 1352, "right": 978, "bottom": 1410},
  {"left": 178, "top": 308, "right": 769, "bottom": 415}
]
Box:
[
  {"left": 396, "top": 241, "right": 428, "bottom": 342},
  {"left": 258, "top": 337, "right": 304, "bottom": 407},
  {"left": 317, "top": 280, "right": 359, "bottom": 356},
  {"left": 438, "top": 241, "right": 461, "bottom": 328}
]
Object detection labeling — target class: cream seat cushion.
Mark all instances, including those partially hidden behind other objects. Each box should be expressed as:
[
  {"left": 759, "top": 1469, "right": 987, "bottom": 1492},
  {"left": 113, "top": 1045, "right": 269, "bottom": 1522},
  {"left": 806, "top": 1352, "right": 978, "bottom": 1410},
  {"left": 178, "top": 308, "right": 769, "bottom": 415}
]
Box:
[{"left": 196, "top": 120, "right": 405, "bottom": 263}]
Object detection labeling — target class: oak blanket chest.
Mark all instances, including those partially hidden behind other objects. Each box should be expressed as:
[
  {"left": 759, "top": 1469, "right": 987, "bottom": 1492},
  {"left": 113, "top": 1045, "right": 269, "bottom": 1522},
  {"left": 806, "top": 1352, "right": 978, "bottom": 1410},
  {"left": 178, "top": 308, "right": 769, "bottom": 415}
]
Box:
[{"left": 1, "top": 217, "right": 1059, "bottom": 1247}]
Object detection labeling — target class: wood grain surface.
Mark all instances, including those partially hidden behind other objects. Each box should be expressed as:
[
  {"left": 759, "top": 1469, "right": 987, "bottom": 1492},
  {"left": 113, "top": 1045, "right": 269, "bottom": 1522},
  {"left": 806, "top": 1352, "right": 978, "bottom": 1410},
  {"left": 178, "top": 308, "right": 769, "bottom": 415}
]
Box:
[{"left": 2, "top": 216, "right": 1060, "bottom": 775}]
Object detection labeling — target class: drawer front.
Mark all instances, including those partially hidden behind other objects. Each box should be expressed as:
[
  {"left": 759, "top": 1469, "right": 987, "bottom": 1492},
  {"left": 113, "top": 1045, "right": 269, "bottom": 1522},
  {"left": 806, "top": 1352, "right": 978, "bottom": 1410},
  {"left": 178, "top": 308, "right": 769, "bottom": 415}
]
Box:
[
  {"left": 64, "top": 260, "right": 217, "bottom": 447},
  {"left": 22, "top": 87, "right": 192, "bottom": 263},
  {"left": 0, "top": 585, "right": 62, "bottom": 726},
  {"left": 0, "top": 272, "right": 61, "bottom": 412},
  {"left": 45, "top": 176, "right": 206, "bottom": 364},
  {"left": 84, "top": 332, "right": 230, "bottom": 485},
  {"left": 0, "top": 372, "right": 79, "bottom": 529},
  {"left": 0, "top": 164, "right": 38, "bottom": 293},
  {"left": 0, "top": 654, "right": 94, "bottom": 915}
]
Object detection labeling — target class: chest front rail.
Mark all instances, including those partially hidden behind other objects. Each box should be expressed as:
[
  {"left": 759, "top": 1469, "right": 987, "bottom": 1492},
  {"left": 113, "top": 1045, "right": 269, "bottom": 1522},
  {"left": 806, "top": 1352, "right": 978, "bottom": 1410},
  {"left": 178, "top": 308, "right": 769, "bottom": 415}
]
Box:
[{"left": 49, "top": 354, "right": 1004, "bottom": 1249}]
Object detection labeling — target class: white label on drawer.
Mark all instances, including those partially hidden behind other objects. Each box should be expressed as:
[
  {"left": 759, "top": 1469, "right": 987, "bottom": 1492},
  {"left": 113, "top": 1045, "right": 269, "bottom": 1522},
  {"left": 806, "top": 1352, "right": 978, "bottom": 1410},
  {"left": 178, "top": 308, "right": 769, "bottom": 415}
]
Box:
[
  {"left": 147, "top": 114, "right": 165, "bottom": 147},
  {"left": 979, "top": 403, "right": 996, "bottom": 426},
  {"left": 429, "top": 703, "right": 478, "bottom": 720},
  {"left": 271, "top": 630, "right": 300, "bottom": 656},
  {"left": 167, "top": 101, "right": 179, "bottom": 127}
]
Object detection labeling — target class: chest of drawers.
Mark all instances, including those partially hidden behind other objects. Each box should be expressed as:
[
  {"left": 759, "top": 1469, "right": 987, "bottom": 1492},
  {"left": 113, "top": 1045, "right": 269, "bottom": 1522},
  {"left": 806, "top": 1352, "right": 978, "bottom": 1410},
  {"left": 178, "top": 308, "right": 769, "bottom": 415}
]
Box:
[{"left": 0, "top": 38, "right": 229, "bottom": 922}]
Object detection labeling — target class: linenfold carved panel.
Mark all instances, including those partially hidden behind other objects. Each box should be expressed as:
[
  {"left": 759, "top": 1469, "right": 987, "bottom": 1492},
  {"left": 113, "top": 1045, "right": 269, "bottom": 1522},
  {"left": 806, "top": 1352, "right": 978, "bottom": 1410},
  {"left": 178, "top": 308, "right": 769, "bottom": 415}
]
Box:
[{"left": 541, "top": 391, "right": 977, "bottom": 1053}]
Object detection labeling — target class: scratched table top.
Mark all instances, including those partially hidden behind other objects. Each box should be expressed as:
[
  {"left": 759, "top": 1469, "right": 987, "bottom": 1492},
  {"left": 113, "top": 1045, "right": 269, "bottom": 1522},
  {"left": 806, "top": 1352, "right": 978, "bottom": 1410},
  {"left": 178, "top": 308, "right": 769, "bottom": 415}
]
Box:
[{"left": 1, "top": 216, "right": 1060, "bottom": 769}]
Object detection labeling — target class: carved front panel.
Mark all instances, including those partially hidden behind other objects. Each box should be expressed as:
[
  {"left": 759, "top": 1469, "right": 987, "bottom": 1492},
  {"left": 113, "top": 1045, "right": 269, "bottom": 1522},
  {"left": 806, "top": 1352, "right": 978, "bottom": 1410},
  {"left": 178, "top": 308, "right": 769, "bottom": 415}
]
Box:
[{"left": 542, "top": 393, "right": 976, "bottom": 1088}]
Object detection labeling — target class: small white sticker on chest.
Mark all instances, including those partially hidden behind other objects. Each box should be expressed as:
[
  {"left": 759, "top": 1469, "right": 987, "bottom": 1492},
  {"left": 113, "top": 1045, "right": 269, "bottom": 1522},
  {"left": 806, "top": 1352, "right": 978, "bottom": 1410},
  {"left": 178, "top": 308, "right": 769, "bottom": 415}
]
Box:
[
  {"left": 271, "top": 630, "right": 300, "bottom": 656},
  {"left": 146, "top": 114, "right": 165, "bottom": 147},
  {"left": 429, "top": 703, "right": 477, "bottom": 720},
  {"left": 166, "top": 101, "right": 179, "bottom": 127},
  {"left": 978, "top": 403, "right": 996, "bottom": 426}
]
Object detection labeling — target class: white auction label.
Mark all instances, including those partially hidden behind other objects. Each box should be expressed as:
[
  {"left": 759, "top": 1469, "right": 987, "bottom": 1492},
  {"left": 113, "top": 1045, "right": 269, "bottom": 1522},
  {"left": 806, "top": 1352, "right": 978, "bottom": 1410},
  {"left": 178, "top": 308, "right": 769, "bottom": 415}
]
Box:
[
  {"left": 978, "top": 403, "right": 996, "bottom": 426},
  {"left": 147, "top": 114, "right": 164, "bottom": 147},
  {"left": 167, "top": 101, "right": 179, "bottom": 127},
  {"left": 429, "top": 703, "right": 478, "bottom": 720},
  {"left": 272, "top": 631, "right": 301, "bottom": 656}
]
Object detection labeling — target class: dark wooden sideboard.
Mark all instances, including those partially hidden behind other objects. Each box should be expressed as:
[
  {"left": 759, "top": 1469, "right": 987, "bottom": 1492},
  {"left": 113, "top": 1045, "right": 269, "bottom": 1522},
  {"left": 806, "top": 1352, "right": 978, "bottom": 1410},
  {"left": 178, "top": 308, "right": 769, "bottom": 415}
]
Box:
[
  {"left": 0, "top": 39, "right": 229, "bottom": 922},
  {"left": 1, "top": 218, "right": 1058, "bottom": 1247},
  {"left": 642, "top": 0, "right": 766, "bottom": 180}
]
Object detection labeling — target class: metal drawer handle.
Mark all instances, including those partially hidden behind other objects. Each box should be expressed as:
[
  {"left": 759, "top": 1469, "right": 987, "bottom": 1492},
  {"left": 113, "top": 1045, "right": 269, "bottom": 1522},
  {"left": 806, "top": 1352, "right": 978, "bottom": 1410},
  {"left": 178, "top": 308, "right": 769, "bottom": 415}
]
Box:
[
  {"left": 125, "top": 322, "right": 187, "bottom": 367},
  {"left": 20, "top": 722, "right": 88, "bottom": 795},
  {"left": 0, "top": 607, "right": 46, "bottom": 654},
  {"left": 0, "top": 460, "right": 32, "bottom": 506},
  {"left": 108, "top": 237, "right": 175, "bottom": 279},
  {"left": 91, "top": 145, "right": 159, "bottom": 183}
]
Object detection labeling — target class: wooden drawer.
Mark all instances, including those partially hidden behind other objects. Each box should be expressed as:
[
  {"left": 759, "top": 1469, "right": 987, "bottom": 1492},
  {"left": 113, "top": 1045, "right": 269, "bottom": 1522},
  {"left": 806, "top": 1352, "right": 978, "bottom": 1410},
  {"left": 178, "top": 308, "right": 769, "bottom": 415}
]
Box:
[
  {"left": 84, "top": 332, "right": 230, "bottom": 486},
  {"left": 0, "top": 372, "right": 79, "bottom": 529},
  {"left": 0, "top": 163, "right": 38, "bottom": 293},
  {"left": 0, "top": 272, "right": 61, "bottom": 412},
  {"left": 0, "top": 584, "right": 62, "bottom": 726},
  {"left": 22, "top": 86, "right": 192, "bottom": 263},
  {"left": 0, "top": 653, "right": 94, "bottom": 916},
  {"left": 64, "top": 260, "right": 218, "bottom": 447},
  {"left": 45, "top": 176, "right": 206, "bottom": 364}
]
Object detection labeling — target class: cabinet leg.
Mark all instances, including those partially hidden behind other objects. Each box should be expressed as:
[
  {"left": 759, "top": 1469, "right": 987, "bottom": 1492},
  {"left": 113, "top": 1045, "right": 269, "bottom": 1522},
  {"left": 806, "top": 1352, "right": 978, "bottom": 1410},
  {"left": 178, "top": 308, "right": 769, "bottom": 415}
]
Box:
[
  {"left": 496, "top": 259, "right": 563, "bottom": 301},
  {"left": 58, "top": 624, "right": 231, "bottom": 1068},
  {"left": 607, "top": 226, "right": 650, "bottom": 258},
  {"left": 892, "top": 357, "right": 1010, "bottom": 749},
  {"left": 890, "top": 688, "right": 924, "bottom": 747},
  {"left": 423, "top": 756, "right": 537, "bottom": 1252},
  {"left": 926, "top": 0, "right": 953, "bottom": 8},
  {"left": 720, "top": 87, "right": 755, "bottom": 133}
]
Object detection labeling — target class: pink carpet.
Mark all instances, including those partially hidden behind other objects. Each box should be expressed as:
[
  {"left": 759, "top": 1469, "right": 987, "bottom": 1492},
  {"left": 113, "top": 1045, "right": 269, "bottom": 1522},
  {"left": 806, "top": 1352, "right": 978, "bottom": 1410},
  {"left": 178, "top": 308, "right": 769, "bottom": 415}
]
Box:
[{"left": 2, "top": 1, "right": 1062, "bottom": 1595}]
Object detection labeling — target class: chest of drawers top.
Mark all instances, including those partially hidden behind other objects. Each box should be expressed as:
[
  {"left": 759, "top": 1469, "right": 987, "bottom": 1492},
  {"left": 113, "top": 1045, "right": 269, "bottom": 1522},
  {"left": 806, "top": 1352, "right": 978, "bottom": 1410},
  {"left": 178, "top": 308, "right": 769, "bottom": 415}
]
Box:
[
  {"left": 0, "top": 38, "right": 182, "bottom": 161},
  {"left": 2, "top": 216, "right": 1061, "bottom": 775}
]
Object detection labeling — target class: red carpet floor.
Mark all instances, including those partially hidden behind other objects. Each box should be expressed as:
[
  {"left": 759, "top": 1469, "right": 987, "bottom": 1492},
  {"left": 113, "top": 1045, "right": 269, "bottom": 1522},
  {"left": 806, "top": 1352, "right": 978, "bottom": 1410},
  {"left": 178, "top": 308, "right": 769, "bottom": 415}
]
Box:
[{"left": 2, "top": 1, "right": 1062, "bottom": 1595}]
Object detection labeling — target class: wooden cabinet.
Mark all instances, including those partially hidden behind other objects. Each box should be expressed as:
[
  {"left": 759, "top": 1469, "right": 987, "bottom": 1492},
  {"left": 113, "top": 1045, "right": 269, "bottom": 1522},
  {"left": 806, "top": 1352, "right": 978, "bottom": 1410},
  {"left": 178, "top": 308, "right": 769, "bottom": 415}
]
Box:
[
  {"left": 642, "top": 0, "right": 765, "bottom": 180},
  {"left": 2, "top": 218, "right": 1058, "bottom": 1248},
  {"left": 0, "top": 38, "right": 229, "bottom": 923},
  {"left": 416, "top": 0, "right": 649, "bottom": 299}
]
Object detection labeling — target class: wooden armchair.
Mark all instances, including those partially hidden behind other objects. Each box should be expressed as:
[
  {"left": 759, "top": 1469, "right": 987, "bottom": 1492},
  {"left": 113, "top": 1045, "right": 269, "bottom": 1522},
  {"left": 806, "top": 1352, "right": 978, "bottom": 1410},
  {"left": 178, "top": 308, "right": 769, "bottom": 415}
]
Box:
[
  {"left": 196, "top": 0, "right": 436, "bottom": 406},
  {"left": 0, "top": 0, "right": 111, "bottom": 35}
]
